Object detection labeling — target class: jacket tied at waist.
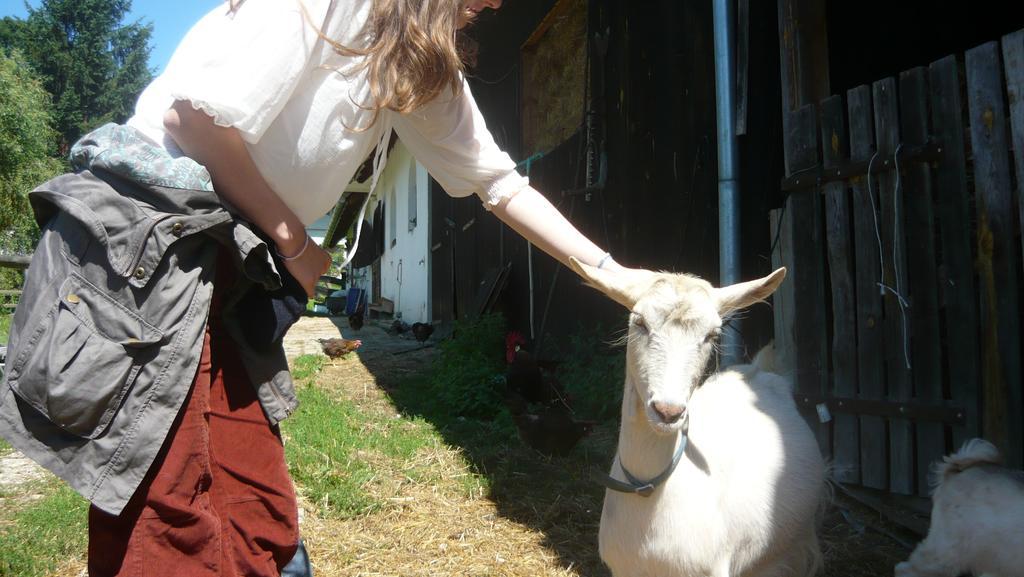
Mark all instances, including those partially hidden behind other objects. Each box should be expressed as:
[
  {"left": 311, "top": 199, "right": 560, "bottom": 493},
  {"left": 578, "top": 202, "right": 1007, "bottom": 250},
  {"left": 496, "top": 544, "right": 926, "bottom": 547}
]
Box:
[{"left": 0, "top": 123, "right": 302, "bottom": 515}]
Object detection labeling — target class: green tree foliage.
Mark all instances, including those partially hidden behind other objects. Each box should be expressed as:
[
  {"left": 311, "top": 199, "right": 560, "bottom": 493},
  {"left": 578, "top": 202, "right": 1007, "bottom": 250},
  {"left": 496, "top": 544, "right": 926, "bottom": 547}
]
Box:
[
  {"left": 1, "top": 0, "right": 153, "bottom": 151},
  {"left": 0, "top": 49, "right": 62, "bottom": 257},
  {"left": 0, "top": 17, "right": 27, "bottom": 50}
]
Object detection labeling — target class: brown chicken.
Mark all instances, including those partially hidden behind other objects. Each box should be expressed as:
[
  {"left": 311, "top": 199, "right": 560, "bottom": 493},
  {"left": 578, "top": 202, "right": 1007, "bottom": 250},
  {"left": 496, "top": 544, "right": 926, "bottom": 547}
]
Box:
[{"left": 319, "top": 338, "right": 362, "bottom": 362}]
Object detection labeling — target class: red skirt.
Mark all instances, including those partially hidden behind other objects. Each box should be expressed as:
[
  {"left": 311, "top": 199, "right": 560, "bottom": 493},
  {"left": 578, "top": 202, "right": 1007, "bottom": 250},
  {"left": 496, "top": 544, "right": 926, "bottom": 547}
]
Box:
[{"left": 88, "top": 255, "right": 299, "bottom": 577}]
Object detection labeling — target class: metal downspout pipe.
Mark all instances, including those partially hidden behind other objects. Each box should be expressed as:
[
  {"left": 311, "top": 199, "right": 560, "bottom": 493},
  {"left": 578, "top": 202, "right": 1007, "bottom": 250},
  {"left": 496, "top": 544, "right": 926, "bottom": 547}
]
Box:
[{"left": 712, "top": 0, "right": 742, "bottom": 366}]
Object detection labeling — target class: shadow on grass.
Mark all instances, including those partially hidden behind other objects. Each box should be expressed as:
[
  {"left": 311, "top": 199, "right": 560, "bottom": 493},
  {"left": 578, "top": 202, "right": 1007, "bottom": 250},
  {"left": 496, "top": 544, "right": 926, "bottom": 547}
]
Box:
[{"left": 355, "top": 340, "right": 617, "bottom": 577}]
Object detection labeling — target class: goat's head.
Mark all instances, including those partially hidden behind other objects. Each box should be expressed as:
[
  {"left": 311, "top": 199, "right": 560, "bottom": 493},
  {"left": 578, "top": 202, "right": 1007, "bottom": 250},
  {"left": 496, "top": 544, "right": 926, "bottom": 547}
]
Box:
[{"left": 569, "top": 258, "right": 786, "bottom": 435}]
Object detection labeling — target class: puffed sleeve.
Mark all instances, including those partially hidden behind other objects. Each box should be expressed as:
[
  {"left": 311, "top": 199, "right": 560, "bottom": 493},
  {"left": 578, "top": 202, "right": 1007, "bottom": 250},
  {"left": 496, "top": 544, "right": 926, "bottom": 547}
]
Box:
[
  {"left": 391, "top": 78, "right": 529, "bottom": 210},
  {"left": 163, "top": 0, "right": 332, "bottom": 143}
]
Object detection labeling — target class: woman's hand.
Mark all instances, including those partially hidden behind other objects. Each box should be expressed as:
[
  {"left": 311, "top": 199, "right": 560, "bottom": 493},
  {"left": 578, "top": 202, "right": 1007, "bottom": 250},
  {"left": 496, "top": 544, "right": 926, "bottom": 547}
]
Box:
[{"left": 280, "top": 240, "right": 332, "bottom": 298}]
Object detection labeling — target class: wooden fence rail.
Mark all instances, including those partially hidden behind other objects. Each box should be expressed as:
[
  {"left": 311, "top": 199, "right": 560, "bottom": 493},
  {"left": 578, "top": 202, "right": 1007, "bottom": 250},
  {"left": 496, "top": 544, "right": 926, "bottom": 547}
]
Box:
[
  {"left": 0, "top": 254, "right": 31, "bottom": 270},
  {"left": 773, "top": 28, "right": 1024, "bottom": 496},
  {"left": 0, "top": 254, "right": 30, "bottom": 312}
]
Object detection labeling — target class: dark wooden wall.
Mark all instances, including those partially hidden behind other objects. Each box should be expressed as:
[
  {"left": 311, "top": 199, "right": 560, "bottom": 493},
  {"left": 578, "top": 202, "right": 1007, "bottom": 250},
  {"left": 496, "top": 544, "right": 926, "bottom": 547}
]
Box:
[
  {"left": 774, "top": 0, "right": 1024, "bottom": 496},
  {"left": 431, "top": 0, "right": 785, "bottom": 358}
]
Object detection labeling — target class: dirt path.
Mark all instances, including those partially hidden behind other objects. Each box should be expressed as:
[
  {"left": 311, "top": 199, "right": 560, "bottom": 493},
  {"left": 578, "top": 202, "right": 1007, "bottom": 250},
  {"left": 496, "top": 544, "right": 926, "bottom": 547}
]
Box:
[
  {"left": 0, "top": 451, "right": 48, "bottom": 490},
  {"left": 283, "top": 316, "right": 436, "bottom": 362}
]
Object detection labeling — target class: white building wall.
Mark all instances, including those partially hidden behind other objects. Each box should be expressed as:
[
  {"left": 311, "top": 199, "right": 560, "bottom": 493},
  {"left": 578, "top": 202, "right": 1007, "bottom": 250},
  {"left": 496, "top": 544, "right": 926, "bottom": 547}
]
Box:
[
  {"left": 306, "top": 212, "right": 332, "bottom": 246},
  {"left": 353, "top": 142, "right": 431, "bottom": 323}
]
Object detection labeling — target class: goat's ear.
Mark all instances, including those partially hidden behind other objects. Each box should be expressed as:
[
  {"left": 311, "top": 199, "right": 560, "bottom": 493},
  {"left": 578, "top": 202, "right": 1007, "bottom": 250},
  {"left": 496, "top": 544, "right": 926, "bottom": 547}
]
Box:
[
  {"left": 715, "top": 267, "right": 787, "bottom": 315},
  {"left": 568, "top": 256, "right": 653, "bottom": 309}
]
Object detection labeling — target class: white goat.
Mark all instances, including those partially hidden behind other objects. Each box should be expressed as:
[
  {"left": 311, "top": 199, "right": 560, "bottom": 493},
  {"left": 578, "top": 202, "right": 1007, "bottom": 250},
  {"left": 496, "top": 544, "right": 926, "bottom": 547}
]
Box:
[
  {"left": 568, "top": 259, "right": 825, "bottom": 577},
  {"left": 895, "top": 438, "right": 1024, "bottom": 577}
]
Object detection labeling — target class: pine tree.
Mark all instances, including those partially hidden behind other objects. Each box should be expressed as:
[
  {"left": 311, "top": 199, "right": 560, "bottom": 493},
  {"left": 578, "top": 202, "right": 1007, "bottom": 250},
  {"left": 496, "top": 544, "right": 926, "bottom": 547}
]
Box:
[{"left": 1, "top": 0, "right": 154, "bottom": 152}]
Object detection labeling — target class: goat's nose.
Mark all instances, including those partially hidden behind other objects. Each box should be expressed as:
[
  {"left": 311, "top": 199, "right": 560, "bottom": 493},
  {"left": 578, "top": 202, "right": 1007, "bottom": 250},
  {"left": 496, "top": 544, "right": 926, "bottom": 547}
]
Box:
[{"left": 652, "top": 401, "right": 685, "bottom": 424}]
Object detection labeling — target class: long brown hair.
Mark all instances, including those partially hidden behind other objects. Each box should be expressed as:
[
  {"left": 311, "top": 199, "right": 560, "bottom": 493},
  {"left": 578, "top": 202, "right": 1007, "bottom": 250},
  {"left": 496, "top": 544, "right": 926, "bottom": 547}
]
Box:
[{"left": 230, "top": 0, "right": 474, "bottom": 126}]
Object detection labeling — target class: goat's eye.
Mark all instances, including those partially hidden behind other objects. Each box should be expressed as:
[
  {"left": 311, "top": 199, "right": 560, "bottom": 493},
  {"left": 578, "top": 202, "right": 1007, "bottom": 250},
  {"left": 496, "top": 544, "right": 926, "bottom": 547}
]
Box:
[{"left": 704, "top": 327, "right": 722, "bottom": 343}]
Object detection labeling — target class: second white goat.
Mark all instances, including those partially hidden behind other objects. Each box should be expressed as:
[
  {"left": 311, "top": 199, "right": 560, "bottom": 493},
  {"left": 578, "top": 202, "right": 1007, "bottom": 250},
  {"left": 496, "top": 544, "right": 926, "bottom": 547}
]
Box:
[{"left": 896, "top": 438, "right": 1024, "bottom": 577}]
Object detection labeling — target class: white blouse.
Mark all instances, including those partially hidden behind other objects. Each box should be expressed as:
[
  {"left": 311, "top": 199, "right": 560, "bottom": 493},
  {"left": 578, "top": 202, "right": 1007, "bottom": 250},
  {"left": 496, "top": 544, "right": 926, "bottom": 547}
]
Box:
[{"left": 127, "top": 0, "right": 528, "bottom": 225}]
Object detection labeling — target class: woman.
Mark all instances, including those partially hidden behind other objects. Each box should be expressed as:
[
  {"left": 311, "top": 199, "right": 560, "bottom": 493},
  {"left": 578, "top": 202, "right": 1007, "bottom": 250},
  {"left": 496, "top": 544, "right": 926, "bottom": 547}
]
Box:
[{"left": 103, "top": 0, "right": 622, "bottom": 574}]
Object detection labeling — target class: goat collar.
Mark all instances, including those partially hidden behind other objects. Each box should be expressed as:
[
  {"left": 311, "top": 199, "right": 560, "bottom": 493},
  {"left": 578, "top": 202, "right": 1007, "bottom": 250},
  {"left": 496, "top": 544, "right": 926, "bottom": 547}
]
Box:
[{"left": 595, "top": 434, "right": 688, "bottom": 497}]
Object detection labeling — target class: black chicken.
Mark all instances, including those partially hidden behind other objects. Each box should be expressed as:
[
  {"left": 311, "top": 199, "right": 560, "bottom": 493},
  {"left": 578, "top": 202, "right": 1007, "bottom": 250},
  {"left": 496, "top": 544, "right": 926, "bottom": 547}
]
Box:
[
  {"left": 411, "top": 322, "right": 434, "bottom": 342},
  {"left": 348, "top": 302, "right": 365, "bottom": 330},
  {"left": 509, "top": 403, "right": 595, "bottom": 457}
]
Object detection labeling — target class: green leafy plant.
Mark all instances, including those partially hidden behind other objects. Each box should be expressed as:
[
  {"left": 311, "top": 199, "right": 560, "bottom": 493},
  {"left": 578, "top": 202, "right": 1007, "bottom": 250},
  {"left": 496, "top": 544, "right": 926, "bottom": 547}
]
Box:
[
  {"left": 425, "top": 313, "right": 507, "bottom": 420},
  {"left": 551, "top": 322, "right": 626, "bottom": 422}
]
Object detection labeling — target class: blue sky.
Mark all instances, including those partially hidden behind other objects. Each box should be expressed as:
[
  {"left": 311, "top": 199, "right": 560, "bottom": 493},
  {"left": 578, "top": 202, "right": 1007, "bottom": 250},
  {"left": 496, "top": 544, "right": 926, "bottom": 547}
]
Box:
[{"left": 0, "top": 0, "right": 222, "bottom": 73}]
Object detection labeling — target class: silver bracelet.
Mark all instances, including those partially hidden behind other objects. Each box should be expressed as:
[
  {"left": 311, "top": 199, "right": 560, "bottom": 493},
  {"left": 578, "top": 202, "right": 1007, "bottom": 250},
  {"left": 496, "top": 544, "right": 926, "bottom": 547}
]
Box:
[
  {"left": 276, "top": 233, "right": 310, "bottom": 262},
  {"left": 597, "top": 252, "right": 613, "bottom": 269}
]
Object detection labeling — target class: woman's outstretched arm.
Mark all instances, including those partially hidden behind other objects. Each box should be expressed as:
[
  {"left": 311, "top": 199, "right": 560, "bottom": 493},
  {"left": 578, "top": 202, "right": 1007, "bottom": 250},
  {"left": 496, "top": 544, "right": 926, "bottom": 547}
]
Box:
[{"left": 489, "top": 185, "right": 625, "bottom": 273}]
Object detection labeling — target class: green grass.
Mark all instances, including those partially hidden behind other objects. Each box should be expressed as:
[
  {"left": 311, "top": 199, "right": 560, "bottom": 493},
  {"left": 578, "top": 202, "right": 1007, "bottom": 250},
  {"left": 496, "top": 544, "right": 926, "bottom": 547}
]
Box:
[
  {"left": 0, "top": 312, "right": 10, "bottom": 344},
  {"left": 0, "top": 308, "right": 89, "bottom": 577},
  {"left": 282, "top": 354, "right": 445, "bottom": 519},
  {"left": 0, "top": 481, "right": 88, "bottom": 577},
  {"left": 291, "top": 354, "right": 325, "bottom": 380}
]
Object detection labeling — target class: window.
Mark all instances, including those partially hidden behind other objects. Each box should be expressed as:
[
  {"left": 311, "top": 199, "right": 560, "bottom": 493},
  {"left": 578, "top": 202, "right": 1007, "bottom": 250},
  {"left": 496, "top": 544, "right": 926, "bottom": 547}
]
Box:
[{"left": 520, "top": 0, "right": 587, "bottom": 156}]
